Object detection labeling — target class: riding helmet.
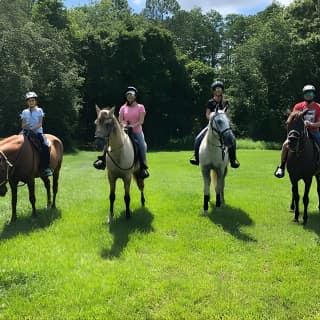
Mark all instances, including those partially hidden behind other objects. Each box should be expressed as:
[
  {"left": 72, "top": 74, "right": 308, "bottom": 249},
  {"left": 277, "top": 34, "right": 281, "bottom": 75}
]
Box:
[
  {"left": 125, "top": 86, "right": 138, "bottom": 96},
  {"left": 211, "top": 80, "right": 224, "bottom": 91},
  {"left": 25, "top": 91, "right": 38, "bottom": 100},
  {"left": 302, "top": 84, "right": 316, "bottom": 94}
]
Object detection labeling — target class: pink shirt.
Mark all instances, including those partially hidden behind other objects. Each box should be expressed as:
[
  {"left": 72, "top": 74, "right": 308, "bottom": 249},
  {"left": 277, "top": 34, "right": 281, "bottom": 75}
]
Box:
[{"left": 119, "top": 103, "right": 145, "bottom": 133}]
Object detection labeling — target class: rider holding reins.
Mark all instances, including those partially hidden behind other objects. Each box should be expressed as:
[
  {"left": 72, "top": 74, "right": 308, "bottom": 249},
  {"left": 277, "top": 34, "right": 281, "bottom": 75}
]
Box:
[
  {"left": 189, "top": 80, "right": 240, "bottom": 168},
  {"left": 274, "top": 84, "right": 320, "bottom": 178}
]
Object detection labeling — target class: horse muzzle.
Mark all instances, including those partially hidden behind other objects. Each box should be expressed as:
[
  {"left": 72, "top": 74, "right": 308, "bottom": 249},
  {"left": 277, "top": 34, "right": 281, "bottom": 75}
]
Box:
[
  {"left": 222, "top": 131, "right": 236, "bottom": 148},
  {"left": 94, "top": 137, "right": 106, "bottom": 151}
]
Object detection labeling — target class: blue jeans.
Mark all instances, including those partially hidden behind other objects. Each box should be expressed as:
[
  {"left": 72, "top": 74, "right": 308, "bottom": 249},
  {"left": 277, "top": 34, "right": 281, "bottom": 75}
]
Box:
[
  {"left": 309, "top": 131, "right": 320, "bottom": 146},
  {"left": 132, "top": 131, "right": 147, "bottom": 164}
]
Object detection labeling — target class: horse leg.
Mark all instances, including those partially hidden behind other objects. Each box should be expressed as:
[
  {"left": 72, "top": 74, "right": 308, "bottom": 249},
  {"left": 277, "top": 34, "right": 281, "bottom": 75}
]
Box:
[
  {"left": 135, "top": 174, "right": 145, "bottom": 207},
  {"left": 41, "top": 176, "right": 51, "bottom": 208},
  {"left": 215, "top": 170, "right": 225, "bottom": 208},
  {"left": 108, "top": 175, "right": 116, "bottom": 224},
  {"left": 302, "top": 178, "right": 312, "bottom": 225},
  {"left": 201, "top": 167, "right": 211, "bottom": 215},
  {"left": 291, "top": 180, "right": 299, "bottom": 223},
  {"left": 52, "top": 168, "right": 60, "bottom": 209},
  {"left": 9, "top": 180, "right": 18, "bottom": 223},
  {"left": 27, "top": 178, "right": 37, "bottom": 218},
  {"left": 124, "top": 177, "right": 132, "bottom": 219},
  {"left": 316, "top": 174, "right": 320, "bottom": 212}
]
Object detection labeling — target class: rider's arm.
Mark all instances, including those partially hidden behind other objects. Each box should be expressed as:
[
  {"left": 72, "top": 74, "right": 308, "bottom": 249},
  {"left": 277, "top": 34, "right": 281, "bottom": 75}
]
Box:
[{"left": 129, "top": 111, "right": 146, "bottom": 128}]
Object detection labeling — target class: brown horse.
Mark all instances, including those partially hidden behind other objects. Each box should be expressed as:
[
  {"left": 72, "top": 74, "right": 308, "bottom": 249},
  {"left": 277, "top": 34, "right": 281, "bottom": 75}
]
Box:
[
  {"left": 0, "top": 132, "right": 63, "bottom": 223},
  {"left": 94, "top": 106, "right": 145, "bottom": 223},
  {"left": 286, "top": 109, "right": 320, "bottom": 224}
]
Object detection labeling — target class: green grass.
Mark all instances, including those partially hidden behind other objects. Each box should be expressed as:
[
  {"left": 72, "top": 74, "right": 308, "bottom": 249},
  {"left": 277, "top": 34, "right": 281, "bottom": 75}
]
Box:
[{"left": 1, "top": 150, "right": 320, "bottom": 319}]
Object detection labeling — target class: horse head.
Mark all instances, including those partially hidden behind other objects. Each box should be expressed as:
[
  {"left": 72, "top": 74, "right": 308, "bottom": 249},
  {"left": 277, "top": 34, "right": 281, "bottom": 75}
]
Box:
[
  {"left": 209, "top": 109, "right": 235, "bottom": 148},
  {"left": 0, "top": 151, "right": 12, "bottom": 197},
  {"left": 94, "top": 106, "right": 116, "bottom": 149},
  {"left": 286, "top": 109, "right": 308, "bottom": 152}
]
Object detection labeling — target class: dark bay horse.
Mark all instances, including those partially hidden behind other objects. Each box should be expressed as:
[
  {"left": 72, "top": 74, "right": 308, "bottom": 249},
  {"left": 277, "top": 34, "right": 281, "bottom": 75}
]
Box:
[
  {"left": 94, "top": 106, "right": 145, "bottom": 223},
  {"left": 0, "top": 132, "right": 63, "bottom": 223},
  {"left": 199, "top": 108, "right": 236, "bottom": 215},
  {"left": 286, "top": 109, "right": 320, "bottom": 224}
]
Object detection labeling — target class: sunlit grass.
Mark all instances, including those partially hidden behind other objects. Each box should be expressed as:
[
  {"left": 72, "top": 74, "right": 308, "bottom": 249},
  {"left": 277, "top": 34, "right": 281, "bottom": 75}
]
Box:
[{"left": 0, "top": 150, "right": 320, "bottom": 319}]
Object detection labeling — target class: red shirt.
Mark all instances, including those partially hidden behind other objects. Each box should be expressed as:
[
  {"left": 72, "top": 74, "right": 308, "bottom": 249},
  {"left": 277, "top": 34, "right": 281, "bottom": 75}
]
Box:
[{"left": 293, "top": 101, "right": 320, "bottom": 132}]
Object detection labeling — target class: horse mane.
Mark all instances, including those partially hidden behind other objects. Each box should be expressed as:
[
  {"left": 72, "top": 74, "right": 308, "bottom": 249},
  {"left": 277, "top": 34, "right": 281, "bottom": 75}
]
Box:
[{"left": 286, "top": 110, "right": 304, "bottom": 124}]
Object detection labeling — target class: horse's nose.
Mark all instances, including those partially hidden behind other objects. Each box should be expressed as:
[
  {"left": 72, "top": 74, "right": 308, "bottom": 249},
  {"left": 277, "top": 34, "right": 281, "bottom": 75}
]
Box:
[
  {"left": 94, "top": 137, "right": 105, "bottom": 151},
  {"left": 223, "top": 132, "right": 236, "bottom": 148}
]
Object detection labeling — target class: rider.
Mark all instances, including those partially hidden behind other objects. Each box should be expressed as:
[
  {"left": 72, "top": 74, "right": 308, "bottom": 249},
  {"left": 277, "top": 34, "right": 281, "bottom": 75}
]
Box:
[
  {"left": 93, "top": 86, "right": 150, "bottom": 179},
  {"left": 189, "top": 80, "right": 240, "bottom": 168},
  {"left": 274, "top": 84, "right": 320, "bottom": 178},
  {"left": 20, "top": 91, "right": 52, "bottom": 177},
  {"left": 119, "top": 86, "right": 149, "bottom": 179}
]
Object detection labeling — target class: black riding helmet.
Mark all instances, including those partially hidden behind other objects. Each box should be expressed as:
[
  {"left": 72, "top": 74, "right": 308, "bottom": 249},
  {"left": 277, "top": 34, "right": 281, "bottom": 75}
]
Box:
[{"left": 211, "top": 80, "right": 224, "bottom": 91}]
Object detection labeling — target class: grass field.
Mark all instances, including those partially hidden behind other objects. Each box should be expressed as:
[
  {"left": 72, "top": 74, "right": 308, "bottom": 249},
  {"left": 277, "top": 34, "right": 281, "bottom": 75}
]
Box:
[{"left": 1, "top": 149, "right": 320, "bottom": 319}]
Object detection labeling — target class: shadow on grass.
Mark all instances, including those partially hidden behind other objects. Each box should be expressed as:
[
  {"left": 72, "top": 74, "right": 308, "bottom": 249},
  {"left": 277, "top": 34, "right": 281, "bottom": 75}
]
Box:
[
  {"left": 208, "top": 205, "right": 257, "bottom": 242},
  {"left": 101, "top": 207, "right": 154, "bottom": 259},
  {"left": 303, "top": 210, "right": 320, "bottom": 236},
  {"left": 0, "top": 208, "right": 61, "bottom": 241}
]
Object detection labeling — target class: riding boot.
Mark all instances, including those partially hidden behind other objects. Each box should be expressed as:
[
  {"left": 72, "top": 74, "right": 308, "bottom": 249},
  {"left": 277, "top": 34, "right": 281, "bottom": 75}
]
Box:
[
  {"left": 229, "top": 145, "right": 240, "bottom": 168},
  {"left": 139, "top": 162, "right": 150, "bottom": 179},
  {"left": 274, "top": 143, "right": 288, "bottom": 178},
  {"left": 93, "top": 153, "right": 106, "bottom": 170}
]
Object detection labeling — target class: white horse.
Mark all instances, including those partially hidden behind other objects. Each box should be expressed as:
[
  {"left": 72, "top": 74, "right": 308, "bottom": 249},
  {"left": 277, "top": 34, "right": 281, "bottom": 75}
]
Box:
[
  {"left": 199, "top": 108, "right": 236, "bottom": 215},
  {"left": 94, "top": 106, "right": 145, "bottom": 223}
]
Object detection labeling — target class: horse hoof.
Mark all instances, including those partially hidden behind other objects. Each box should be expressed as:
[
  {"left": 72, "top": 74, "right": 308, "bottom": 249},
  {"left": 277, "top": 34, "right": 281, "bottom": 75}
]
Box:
[
  {"left": 125, "top": 212, "right": 131, "bottom": 219},
  {"left": 201, "top": 211, "right": 208, "bottom": 216}
]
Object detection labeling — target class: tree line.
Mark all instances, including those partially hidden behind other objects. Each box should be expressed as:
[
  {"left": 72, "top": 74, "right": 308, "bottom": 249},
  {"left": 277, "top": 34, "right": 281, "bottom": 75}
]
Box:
[{"left": 1, "top": 0, "right": 319, "bottom": 149}]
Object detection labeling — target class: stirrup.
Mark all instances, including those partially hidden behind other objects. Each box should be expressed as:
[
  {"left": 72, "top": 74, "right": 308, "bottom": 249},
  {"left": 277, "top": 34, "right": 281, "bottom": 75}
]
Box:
[{"left": 274, "top": 166, "right": 285, "bottom": 178}]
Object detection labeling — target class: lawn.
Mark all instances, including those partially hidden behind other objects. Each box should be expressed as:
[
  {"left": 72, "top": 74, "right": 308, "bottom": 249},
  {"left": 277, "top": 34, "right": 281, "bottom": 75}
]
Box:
[{"left": 0, "top": 149, "right": 320, "bottom": 319}]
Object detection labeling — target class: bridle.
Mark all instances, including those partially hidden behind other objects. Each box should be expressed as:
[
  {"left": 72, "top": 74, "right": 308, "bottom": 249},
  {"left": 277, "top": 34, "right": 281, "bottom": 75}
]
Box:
[
  {"left": 0, "top": 150, "right": 13, "bottom": 187},
  {"left": 95, "top": 113, "right": 135, "bottom": 171},
  {"left": 210, "top": 112, "right": 233, "bottom": 146},
  {"left": 287, "top": 119, "right": 307, "bottom": 153}
]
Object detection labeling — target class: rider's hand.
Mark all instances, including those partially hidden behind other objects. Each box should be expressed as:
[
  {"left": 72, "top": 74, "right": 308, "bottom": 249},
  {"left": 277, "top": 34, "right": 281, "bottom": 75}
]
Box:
[{"left": 304, "top": 120, "right": 312, "bottom": 128}]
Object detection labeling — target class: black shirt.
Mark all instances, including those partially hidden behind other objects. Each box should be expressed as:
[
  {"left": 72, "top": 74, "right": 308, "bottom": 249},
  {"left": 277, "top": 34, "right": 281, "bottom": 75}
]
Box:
[{"left": 207, "top": 98, "right": 229, "bottom": 112}]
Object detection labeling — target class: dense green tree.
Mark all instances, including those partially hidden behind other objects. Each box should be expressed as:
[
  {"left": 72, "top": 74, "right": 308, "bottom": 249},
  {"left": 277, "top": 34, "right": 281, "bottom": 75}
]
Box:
[{"left": 142, "top": 0, "right": 180, "bottom": 21}]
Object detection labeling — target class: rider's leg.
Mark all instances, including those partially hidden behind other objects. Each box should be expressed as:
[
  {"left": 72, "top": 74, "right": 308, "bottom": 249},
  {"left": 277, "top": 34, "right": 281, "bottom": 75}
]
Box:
[
  {"left": 133, "top": 131, "right": 149, "bottom": 179},
  {"left": 228, "top": 141, "right": 240, "bottom": 168},
  {"left": 190, "top": 127, "right": 208, "bottom": 165},
  {"left": 274, "top": 141, "right": 288, "bottom": 178},
  {"left": 38, "top": 134, "right": 52, "bottom": 176}
]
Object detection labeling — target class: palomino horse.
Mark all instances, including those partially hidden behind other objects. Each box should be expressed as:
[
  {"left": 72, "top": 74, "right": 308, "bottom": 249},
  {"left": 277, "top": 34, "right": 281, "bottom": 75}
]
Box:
[
  {"left": 286, "top": 109, "right": 320, "bottom": 224},
  {"left": 94, "top": 106, "right": 145, "bottom": 223},
  {"left": 199, "top": 108, "right": 236, "bottom": 215},
  {"left": 0, "top": 131, "right": 63, "bottom": 223}
]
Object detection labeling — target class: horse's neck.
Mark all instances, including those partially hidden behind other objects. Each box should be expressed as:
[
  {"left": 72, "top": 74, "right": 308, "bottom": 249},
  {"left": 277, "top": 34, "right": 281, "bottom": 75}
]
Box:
[
  {"left": 109, "top": 119, "right": 125, "bottom": 149},
  {"left": 206, "top": 127, "right": 220, "bottom": 147}
]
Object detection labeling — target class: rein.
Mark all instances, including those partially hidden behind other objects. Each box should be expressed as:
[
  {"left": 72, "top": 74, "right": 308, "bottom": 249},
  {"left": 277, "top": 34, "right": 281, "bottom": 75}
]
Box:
[
  {"left": 101, "top": 117, "right": 135, "bottom": 171},
  {"left": 0, "top": 150, "right": 13, "bottom": 187}
]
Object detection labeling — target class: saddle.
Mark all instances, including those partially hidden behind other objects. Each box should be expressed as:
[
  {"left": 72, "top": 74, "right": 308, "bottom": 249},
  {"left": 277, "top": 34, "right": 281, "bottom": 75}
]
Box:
[{"left": 22, "top": 129, "right": 42, "bottom": 152}]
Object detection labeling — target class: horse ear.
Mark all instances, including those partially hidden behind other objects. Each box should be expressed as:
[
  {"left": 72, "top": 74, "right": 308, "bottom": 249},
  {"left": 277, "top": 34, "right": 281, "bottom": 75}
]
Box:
[
  {"left": 302, "top": 108, "right": 309, "bottom": 116},
  {"left": 110, "top": 106, "right": 115, "bottom": 114},
  {"left": 95, "top": 105, "right": 100, "bottom": 115}
]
